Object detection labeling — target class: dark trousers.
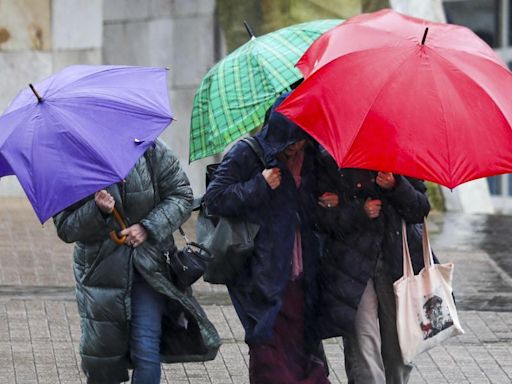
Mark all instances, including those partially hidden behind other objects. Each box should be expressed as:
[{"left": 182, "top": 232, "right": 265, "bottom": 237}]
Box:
[{"left": 248, "top": 279, "right": 330, "bottom": 384}]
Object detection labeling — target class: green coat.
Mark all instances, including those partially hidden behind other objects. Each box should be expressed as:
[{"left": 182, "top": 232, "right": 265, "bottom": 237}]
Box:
[{"left": 53, "top": 140, "right": 220, "bottom": 384}]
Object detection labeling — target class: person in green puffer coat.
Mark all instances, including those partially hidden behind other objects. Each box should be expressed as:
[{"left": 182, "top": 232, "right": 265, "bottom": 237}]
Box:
[{"left": 53, "top": 139, "right": 220, "bottom": 384}]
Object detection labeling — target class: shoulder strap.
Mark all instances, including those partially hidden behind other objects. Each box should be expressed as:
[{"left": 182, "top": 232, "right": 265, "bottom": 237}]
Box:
[
  {"left": 145, "top": 144, "right": 189, "bottom": 236},
  {"left": 241, "top": 137, "right": 267, "bottom": 168},
  {"left": 144, "top": 146, "right": 159, "bottom": 204}
]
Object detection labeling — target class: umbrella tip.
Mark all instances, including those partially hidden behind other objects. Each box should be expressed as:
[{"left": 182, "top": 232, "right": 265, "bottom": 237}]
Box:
[
  {"left": 243, "top": 20, "right": 256, "bottom": 39},
  {"left": 29, "top": 83, "right": 43, "bottom": 103},
  {"left": 421, "top": 27, "right": 429, "bottom": 45}
]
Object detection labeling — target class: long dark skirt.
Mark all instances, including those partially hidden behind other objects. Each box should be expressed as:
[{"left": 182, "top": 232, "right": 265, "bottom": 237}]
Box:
[{"left": 248, "top": 279, "right": 330, "bottom": 384}]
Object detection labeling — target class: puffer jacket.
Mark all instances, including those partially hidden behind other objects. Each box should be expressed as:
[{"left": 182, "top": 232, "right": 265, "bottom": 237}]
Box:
[
  {"left": 315, "top": 154, "right": 432, "bottom": 340},
  {"left": 53, "top": 139, "right": 220, "bottom": 384}
]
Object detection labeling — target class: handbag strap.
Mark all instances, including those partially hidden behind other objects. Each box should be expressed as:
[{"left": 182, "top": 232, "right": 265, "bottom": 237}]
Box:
[
  {"left": 401, "top": 217, "right": 434, "bottom": 278},
  {"left": 401, "top": 220, "right": 415, "bottom": 278},
  {"left": 422, "top": 217, "right": 435, "bottom": 268}
]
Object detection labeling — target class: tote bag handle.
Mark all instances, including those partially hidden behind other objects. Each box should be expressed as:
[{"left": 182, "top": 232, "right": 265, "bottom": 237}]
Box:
[{"left": 401, "top": 217, "right": 434, "bottom": 278}]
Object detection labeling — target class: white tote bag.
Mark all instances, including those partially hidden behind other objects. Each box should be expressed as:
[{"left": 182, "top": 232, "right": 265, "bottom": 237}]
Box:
[{"left": 393, "top": 218, "right": 464, "bottom": 364}]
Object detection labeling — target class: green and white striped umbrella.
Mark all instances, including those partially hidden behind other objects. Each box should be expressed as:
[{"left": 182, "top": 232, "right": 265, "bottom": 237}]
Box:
[{"left": 189, "top": 19, "right": 343, "bottom": 162}]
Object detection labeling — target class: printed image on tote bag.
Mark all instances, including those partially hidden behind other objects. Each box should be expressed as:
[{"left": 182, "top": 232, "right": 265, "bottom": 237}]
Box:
[{"left": 420, "top": 290, "right": 455, "bottom": 340}]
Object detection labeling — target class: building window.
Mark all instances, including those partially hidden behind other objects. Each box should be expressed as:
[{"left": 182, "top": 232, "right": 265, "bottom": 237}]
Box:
[
  {"left": 443, "top": 0, "right": 500, "bottom": 47},
  {"left": 488, "top": 175, "right": 502, "bottom": 195}
]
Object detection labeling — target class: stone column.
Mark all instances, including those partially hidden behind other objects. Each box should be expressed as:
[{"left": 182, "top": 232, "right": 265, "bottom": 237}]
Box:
[{"left": 103, "top": 0, "right": 216, "bottom": 197}]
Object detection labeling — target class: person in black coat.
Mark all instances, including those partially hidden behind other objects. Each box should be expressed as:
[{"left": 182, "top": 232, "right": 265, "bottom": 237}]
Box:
[
  {"left": 204, "top": 93, "right": 330, "bottom": 384},
  {"left": 315, "top": 151, "right": 432, "bottom": 384}
]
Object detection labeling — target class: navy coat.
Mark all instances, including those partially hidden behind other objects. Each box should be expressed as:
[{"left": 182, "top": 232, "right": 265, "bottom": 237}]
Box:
[
  {"left": 316, "top": 155, "right": 432, "bottom": 340},
  {"left": 204, "top": 95, "right": 323, "bottom": 347}
]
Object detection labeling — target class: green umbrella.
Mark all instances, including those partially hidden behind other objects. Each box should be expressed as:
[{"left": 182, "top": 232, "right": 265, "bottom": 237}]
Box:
[{"left": 189, "top": 18, "right": 343, "bottom": 162}]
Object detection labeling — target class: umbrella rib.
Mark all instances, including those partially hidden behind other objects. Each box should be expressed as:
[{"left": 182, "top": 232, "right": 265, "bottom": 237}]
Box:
[
  {"left": 437, "top": 45, "right": 507, "bottom": 70},
  {"left": 216, "top": 59, "right": 236, "bottom": 130},
  {"left": 42, "top": 103, "right": 125, "bottom": 178},
  {"left": 244, "top": 53, "right": 266, "bottom": 134},
  {"left": 53, "top": 96, "right": 172, "bottom": 121},
  {"left": 256, "top": 50, "right": 299, "bottom": 90},
  {"left": 268, "top": 33, "right": 304, "bottom": 57},
  {"left": 334, "top": 48, "right": 415, "bottom": 160},
  {"left": 424, "top": 52, "right": 452, "bottom": 187},
  {"left": 43, "top": 65, "right": 137, "bottom": 99},
  {"left": 427, "top": 49, "right": 512, "bottom": 187},
  {"left": 190, "top": 83, "right": 210, "bottom": 161},
  {"left": 0, "top": 104, "right": 35, "bottom": 147},
  {"left": 430, "top": 48, "right": 512, "bottom": 127}
]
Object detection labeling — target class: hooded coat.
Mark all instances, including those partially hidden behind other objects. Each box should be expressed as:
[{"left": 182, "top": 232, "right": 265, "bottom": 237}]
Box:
[
  {"left": 315, "top": 153, "right": 433, "bottom": 339},
  {"left": 203, "top": 94, "right": 323, "bottom": 348},
  {"left": 53, "top": 140, "right": 220, "bottom": 384}
]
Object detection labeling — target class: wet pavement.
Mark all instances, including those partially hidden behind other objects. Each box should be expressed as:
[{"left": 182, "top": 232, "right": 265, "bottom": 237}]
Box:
[
  {"left": 430, "top": 212, "right": 512, "bottom": 312},
  {"left": 0, "top": 198, "right": 512, "bottom": 383},
  {"left": 433, "top": 212, "right": 512, "bottom": 278}
]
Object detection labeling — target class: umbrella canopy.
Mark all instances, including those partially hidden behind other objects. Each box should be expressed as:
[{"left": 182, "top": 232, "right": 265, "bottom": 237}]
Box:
[
  {"left": 0, "top": 65, "right": 173, "bottom": 223},
  {"left": 189, "top": 18, "right": 342, "bottom": 162},
  {"left": 277, "top": 9, "right": 512, "bottom": 189}
]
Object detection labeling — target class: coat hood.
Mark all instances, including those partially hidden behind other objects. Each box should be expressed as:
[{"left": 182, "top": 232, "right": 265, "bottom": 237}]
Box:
[{"left": 255, "top": 92, "right": 310, "bottom": 159}]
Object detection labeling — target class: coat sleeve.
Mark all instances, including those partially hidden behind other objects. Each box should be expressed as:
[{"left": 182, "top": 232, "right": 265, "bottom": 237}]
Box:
[
  {"left": 314, "top": 152, "right": 371, "bottom": 238},
  {"left": 383, "top": 176, "right": 430, "bottom": 223},
  {"left": 315, "top": 199, "right": 371, "bottom": 239},
  {"left": 139, "top": 141, "right": 193, "bottom": 243},
  {"left": 204, "top": 143, "right": 271, "bottom": 218},
  {"left": 53, "top": 198, "right": 114, "bottom": 243}
]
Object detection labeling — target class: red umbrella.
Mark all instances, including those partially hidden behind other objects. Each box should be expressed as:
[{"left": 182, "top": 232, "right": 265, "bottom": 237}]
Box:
[{"left": 277, "top": 9, "right": 512, "bottom": 189}]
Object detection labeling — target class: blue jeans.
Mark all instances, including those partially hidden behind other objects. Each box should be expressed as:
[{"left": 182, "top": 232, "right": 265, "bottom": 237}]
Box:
[{"left": 130, "top": 274, "right": 167, "bottom": 384}]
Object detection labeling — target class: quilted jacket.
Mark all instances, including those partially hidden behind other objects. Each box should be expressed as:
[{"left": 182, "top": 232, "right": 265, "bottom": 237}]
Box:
[{"left": 53, "top": 140, "right": 220, "bottom": 383}]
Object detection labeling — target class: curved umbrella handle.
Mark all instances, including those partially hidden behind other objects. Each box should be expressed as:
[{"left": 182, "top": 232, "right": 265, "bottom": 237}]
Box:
[{"left": 109, "top": 207, "right": 127, "bottom": 245}]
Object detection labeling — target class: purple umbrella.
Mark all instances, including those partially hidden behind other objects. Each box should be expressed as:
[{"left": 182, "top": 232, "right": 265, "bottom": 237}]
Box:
[{"left": 0, "top": 65, "right": 173, "bottom": 223}]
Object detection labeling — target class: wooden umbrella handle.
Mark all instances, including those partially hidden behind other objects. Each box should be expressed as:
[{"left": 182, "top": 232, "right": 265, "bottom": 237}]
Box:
[{"left": 109, "top": 207, "right": 127, "bottom": 245}]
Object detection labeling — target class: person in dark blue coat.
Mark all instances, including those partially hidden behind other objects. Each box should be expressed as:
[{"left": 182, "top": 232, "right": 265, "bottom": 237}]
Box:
[
  {"left": 315, "top": 151, "right": 433, "bottom": 384},
  {"left": 204, "top": 93, "right": 330, "bottom": 384}
]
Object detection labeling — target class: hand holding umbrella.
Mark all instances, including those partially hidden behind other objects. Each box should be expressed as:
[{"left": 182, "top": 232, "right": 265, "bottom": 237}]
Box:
[
  {"left": 376, "top": 172, "right": 396, "bottom": 190},
  {"left": 94, "top": 190, "right": 128, "bottom": 245},
  {"left": 95, "top": 190, "right": 115, "bottom": 214},
  {"left": 119, "top": 224, "right": 148, "bottom": 248},
  {"left": 262, "top": 168, "right": 281, "bottom": 190}
]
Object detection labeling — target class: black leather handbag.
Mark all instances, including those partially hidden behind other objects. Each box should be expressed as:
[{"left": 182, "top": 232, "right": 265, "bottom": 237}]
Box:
[
  {"left": 197, "top": 137, "right": 265, "bottom": 284},
  {"left": 167, "top": 227, "right": 213, "bottom": 288},
  {"left": 196, "top": 204, "right": 259, "bottom": 284},
  {"left": 143, "top": 148, "right": 212, "bottom": 288}
]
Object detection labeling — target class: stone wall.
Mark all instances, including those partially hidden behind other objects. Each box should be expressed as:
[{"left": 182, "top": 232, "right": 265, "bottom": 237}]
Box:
[
  {"left": 217, "top": 0, "right": 362, "bottom": 53},
  {"left": 103, "top": 0, "right": 216, "bottom": 197},
  {"left": 0, "top": 0, "right": 102, "bottom": 196}
]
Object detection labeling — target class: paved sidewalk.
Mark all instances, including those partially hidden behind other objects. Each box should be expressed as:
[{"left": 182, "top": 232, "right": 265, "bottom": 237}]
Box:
[{"left": 0, "top": 198, "right": 511, "bottom": 383}]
